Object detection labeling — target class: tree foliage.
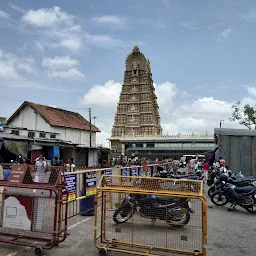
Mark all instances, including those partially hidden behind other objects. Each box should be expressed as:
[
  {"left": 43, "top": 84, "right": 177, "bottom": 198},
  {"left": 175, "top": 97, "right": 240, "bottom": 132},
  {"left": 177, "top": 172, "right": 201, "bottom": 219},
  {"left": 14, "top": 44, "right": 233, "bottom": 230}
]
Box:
[{"left": 230, "top": 101, "right": 256, "bottom": 129}]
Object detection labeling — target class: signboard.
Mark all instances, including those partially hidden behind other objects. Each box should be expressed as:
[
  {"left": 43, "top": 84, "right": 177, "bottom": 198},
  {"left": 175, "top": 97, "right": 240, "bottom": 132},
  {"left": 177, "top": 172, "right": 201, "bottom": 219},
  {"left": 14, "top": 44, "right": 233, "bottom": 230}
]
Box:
[
  {"left": 139, "top": 167, "right": 145, "bottom": 176},
  {"left": 85, "top": 171, "right": 96, "bottom": 196},
  {"left": 2, "top": 195, "right": 33, "bottom": 231},
  {"left": 146, "top": 167, "right": 151, "bottom": 177},
  {"left": 104, "top": 169, "right": 112, "bottom": 184},
  {"left": 62, "top": 174, "right": 76, "bottom": 202},
  {"left": 131, "top": 167, "right": 137, "bottom": 176},
  {"left": 0, "top": 120, "right": 3, "bottom": 132},
  {"left": 7, "top": 165, "right": 28, "bottom": 185},
  {"left": 121, "top": 168, "right": 127, "bottom": 182}
]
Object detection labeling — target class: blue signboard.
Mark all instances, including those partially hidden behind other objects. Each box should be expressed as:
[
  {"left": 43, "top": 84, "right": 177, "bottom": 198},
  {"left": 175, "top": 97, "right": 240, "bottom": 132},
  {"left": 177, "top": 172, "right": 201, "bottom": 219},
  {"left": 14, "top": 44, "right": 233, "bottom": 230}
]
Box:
[
  {"left": 131, "top": 167, "right": 137, "bottom": 176},
  {"left": 121, "top": 168, "right": 127, "bottom": 182},
  {"left": 62, "top": 174, "right": 76, "bottom": 202},
  {"left": 0, "top": 120, "right": 3, "bottom": 131},
  {"left": 139, "top": 167, "right": 145, "bottom": 176},
  {"left": 104, "top": 169, "right": 112, "bottom": 184},
  {"left": 146, "top": 167, "right": 151, "bottom": 177},
  {"left": 85, "top": 171, "right": 97, "bottom": 196}
]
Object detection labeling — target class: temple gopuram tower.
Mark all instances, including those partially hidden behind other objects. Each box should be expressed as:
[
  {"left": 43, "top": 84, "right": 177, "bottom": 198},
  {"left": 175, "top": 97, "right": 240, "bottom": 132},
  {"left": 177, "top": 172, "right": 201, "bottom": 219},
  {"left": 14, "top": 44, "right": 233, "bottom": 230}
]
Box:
[{"left": 110, "top": 45, "right": 162, "bottom": 154}]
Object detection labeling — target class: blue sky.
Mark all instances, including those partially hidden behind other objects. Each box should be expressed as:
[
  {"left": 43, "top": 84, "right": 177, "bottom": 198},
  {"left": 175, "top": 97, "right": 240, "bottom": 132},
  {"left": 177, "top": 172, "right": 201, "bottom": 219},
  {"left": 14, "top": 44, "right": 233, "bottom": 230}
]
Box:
[{"left": 1, "top": 0, "right": 256, "bottom": 145}]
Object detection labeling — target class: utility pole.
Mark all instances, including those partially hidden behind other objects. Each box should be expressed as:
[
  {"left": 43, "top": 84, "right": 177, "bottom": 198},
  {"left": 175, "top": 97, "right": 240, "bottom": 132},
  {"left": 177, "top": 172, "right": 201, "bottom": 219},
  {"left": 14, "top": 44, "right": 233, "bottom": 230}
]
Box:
[
  {"left": 93, "top": 116, "right": 98, "bottom": 126},
  {"left": 89, "top": 107, "right": 92, "bottom": 148},
  {"left": 220, "top": 120, "right": 224, "bottom": 128}
]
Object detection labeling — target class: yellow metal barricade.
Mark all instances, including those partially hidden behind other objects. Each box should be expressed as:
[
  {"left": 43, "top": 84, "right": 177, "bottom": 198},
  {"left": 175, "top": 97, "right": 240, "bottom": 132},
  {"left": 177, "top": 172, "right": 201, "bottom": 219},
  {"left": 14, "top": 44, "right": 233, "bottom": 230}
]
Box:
[{"left": 94, "top": 175, "right": 207, "bottom": 256}]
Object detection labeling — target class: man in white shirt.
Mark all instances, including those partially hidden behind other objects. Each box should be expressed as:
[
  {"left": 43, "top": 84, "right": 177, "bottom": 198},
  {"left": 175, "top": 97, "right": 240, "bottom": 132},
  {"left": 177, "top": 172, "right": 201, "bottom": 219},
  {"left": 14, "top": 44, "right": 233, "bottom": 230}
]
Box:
[
  {"left": 35, "top": 155, "right": 46, "bottom": 183},
  {"left": 66, "top": 158, "right": 76, "bottom": 172}
]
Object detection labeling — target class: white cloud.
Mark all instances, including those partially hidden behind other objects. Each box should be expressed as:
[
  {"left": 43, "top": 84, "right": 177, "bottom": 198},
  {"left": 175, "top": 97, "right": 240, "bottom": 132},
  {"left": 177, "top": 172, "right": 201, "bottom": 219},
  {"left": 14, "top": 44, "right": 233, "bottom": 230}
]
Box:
[
  {"left": 240, "top": 9, "right": 256, "bottom": 21},
  {"left": 0, "top": 10, "right": 10, "bottom": 19},
  {"left": 42, "top": 56, "right": 84, "bottom": 80},
  {"left": 0, "top": 49, "right": 36, "bottom": 80},
  {"left": 85, "top": 34, "right": 123, "bottom": 49},
  {"left": 83, "top": 80, "right": 122, "bottom": 107},
  {"left": 47, "top": 68, "right": 85, "bottom": 80},
  {"left": 0, "top": 63, "right": 20, "bottom": 80},
  {"left": 91, "top": 15, "right": 125, "bottom": 25},
  {"left": 22, "top": 6, "right": 73, "bottom": 28},
  {"left": 154, "top": 81, "right": 177, "bottom": 113},
  {"left": 9, "top": 3, "right": 25, "bottom": 13},
  {"left": 220, "top": 27, "right": 232, "bottom": 39},
  {"left": 42, "top": 56, "right": 79, "bottom": 69},
  {"left": 247, "top": 86, "right": 256, "bottom": 99},
  {"left": 59, "top": 38, "right": 82, "bottom": 52}
]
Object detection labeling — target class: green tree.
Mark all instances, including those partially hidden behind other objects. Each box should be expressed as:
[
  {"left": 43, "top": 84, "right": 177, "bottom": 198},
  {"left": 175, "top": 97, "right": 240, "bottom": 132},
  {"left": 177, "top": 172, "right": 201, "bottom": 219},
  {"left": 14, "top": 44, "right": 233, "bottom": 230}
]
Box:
[{"left": 230, "top": 101, "right": 256, "bottom": 129}]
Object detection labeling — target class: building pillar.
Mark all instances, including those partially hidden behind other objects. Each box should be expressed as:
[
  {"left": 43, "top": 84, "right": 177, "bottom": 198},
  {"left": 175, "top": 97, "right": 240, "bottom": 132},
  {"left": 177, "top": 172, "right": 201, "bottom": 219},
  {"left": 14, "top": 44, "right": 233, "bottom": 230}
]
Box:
[{"left": 121, "top": 144, "right": 125, "bottom": 156}]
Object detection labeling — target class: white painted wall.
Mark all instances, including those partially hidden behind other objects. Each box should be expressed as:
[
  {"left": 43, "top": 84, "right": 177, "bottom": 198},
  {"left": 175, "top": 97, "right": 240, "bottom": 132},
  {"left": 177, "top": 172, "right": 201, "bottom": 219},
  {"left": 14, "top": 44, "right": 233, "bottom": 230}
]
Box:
[{"left": 8, "top": 105, "right": 97, "bottom": 147}]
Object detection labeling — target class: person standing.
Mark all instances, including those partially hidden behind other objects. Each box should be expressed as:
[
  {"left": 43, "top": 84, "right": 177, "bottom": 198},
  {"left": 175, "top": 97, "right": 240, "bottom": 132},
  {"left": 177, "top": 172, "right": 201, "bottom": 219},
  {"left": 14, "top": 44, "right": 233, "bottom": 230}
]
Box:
[
  {"left": 35, "top": 155, "right": 46, "bottom": 183},
  {"left": 52, "top": 156, "right": 60, "bottom": 166},
  {"left": 189, "top": 158, "right": 196, "bottom": 173},
  {"left": 219, "top": 157, "right": 226, "bottom": 168},
  {"left": 172, "top": 158, "right": 180, "bottom": 174},
  {"left": 203, "top": 161, "right": 209, "bottom": 181},
  {"left": 66, "top": 158, "right": 76, "bottom": 172}
]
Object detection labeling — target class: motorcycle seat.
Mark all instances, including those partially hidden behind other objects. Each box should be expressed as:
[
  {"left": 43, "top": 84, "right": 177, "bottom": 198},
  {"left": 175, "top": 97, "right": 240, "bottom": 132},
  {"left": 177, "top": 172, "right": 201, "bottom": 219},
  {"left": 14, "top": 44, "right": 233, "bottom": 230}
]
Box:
[
  {"left": 155, "top": 196, "right": 176, "bottom": 204},
  {"left": 234, "top": 186, "right": 254, "bottom": 194},
  {"left": 230, "top": 178, "right": 253, "bottom": 184}
]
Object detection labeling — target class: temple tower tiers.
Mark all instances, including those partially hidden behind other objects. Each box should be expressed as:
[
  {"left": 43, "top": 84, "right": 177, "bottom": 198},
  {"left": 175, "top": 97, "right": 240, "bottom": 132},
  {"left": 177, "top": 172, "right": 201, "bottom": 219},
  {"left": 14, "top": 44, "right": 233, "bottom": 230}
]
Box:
[{"left": 111, "top": 45, "right": 162, "bottom": 137}]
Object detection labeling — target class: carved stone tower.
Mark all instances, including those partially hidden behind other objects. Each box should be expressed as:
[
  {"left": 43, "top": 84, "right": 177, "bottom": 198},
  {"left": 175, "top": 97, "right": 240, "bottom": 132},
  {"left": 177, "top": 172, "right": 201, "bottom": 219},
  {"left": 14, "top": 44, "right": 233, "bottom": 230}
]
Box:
[{"left": 110, "top": 45, "right": 162, "bottom": 153}]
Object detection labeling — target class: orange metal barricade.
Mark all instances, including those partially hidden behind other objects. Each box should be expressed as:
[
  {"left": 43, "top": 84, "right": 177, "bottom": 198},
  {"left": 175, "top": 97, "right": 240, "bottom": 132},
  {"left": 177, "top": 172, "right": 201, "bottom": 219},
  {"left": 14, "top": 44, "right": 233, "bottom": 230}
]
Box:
[{"left": 94, "top": 175, "right": 207, "bottom": 256}]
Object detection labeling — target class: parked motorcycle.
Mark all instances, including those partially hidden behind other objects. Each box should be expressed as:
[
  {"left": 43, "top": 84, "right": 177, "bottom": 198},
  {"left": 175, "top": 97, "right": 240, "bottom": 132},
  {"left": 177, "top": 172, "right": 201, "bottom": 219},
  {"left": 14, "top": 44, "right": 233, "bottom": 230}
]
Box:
[
  {"left": 211, "top": 175, "right": 256, "bottom": 213},
  {"left": 208, "top": 168, "right": 256, "bottom": 197},
  {"left": 113, "top": 194, "right": 194, "bottom": 227}
]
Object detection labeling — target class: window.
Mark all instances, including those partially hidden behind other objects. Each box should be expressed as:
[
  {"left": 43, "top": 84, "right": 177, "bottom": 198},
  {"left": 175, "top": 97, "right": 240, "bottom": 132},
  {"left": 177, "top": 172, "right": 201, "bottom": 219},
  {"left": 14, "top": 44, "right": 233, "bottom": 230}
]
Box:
[
  {"left": 28, "top": 132, "right": 35, "bottom": 138},
  {"left": 50, "top": 134, "right": 56, "bottom": 139},
  {"left": 11, "top": 130, "right": 19, "bottom": 136},
  {"left": 39, "top": 132, "right": 46, "bottom": 138}
]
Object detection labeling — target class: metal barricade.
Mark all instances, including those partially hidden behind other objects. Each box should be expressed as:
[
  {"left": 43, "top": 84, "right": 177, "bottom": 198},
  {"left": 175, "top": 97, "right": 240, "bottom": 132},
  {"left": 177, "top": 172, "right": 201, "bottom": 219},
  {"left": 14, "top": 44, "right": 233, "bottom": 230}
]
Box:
[
  {"left": 0, "top": 164, "right": 68, "bottom": 255},
  {"left": 63, "top": 167, "right": 114, "bottom": 218},
  {"left": 94, "top": 175, "right": 207, "bottom": 256}
]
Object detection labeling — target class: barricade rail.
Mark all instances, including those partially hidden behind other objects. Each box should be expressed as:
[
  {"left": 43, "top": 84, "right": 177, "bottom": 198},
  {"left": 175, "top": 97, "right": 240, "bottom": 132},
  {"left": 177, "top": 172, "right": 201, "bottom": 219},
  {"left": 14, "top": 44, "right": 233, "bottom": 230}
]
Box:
[{"left": 94, "top": 175, "right": 207, "bottom": 256}]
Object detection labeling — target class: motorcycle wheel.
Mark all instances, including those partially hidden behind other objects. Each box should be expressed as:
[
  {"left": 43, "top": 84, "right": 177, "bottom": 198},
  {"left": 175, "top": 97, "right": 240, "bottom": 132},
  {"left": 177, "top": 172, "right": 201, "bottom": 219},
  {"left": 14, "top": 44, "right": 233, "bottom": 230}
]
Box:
[
  {"left": 208, "top": 187, "right": 215, "bottom": 197},
  {"left": 167, "top": 210, "right": 191, "bottom": 227},
  {"left": 211, "top": 191, "right": 229, "bottom": 206},
  {"left": 244, "top": 196, "right": 256, "bottom": 214},
  {"left": 113, "top": 207, "right": 135, "bottom": 224}
]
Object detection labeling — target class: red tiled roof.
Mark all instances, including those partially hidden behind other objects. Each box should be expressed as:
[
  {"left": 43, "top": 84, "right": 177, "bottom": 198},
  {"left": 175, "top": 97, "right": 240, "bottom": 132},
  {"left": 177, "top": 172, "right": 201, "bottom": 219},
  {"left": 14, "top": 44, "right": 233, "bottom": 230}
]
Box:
[{"left": 7, "top": 101, "right": 100, "bottom": 132}]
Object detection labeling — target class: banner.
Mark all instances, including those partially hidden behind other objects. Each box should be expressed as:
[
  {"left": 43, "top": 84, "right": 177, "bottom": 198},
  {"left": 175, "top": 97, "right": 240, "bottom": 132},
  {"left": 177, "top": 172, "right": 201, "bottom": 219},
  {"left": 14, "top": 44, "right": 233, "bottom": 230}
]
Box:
[
  {"left": 146, "top": 166, "right": 151, "bottom": 177},
  {"left": 139, "top": 167, "right": 145, "bottom": 176},
  {"left": 121, "top": 168, "right": 127, "bottom": 182},
  {"left": 85, "top": 171, "right": 97, "bottom": 196},
  {"left": 131, "top": 167, "right": 137, "bottom": 176},
  {"left": 104, "top": 169, "right": 112, "bottom": 184},
  {"left": 62, "top": 174, "right": 76, "bottom": 202}
]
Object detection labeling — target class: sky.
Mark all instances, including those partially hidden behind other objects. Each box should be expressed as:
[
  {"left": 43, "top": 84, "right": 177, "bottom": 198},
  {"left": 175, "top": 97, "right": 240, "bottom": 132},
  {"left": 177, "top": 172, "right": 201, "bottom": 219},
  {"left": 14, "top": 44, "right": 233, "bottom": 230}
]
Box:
[{"left": 1, "top": 0, "right": 256, "bottom": 146}]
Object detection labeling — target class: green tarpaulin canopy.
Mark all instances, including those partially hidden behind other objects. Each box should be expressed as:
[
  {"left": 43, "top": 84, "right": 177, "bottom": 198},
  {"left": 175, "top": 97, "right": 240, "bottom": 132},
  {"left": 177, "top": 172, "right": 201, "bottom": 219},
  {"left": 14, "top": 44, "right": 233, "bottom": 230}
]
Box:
[{"left": 4, "top": 140, "right": 28, "bottom": 158}]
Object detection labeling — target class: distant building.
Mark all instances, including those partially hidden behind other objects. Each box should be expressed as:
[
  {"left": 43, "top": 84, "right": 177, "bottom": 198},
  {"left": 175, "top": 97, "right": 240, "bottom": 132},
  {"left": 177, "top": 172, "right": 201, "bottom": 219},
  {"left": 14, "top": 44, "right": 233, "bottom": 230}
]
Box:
[
  {"left": 109, "top": 45, "right": 215, "bottom": 159},
  {"left": 1, "top": 101, "right": 100, "bottom": 166},
  {"left": 112, "top": 134, "right": 215, "bottom": 159}
]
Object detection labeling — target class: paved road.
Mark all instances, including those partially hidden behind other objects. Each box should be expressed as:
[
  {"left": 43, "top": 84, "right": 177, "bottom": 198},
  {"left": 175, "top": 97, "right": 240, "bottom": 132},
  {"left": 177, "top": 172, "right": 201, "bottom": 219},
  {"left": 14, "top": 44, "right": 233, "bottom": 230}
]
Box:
[{"left": 1, "top": 169, "right": 256, "bottom": 256}]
